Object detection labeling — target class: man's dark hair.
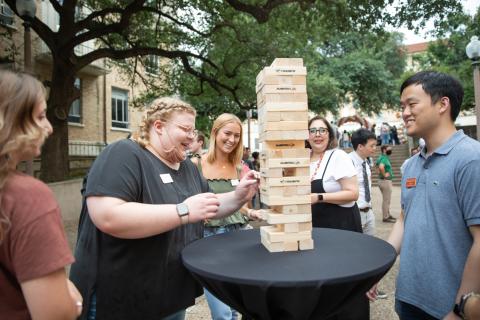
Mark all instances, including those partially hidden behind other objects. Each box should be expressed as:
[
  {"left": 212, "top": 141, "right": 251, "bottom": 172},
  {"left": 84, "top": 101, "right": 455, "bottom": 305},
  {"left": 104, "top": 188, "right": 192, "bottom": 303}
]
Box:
[
  {"left": 380, "top": 145, "right": 389, "bottom": 153},
  {"left": 400, "top": 71, "right": 464, "bottom": 121},
  {"left": 351, "top": 128, "right": 376, "bottom": 151},
  {"left": 251, "top": 151, "right": 259, "bottom": 160},
  {"left": 197, "top": 131, "right": 205, "bottom": 144}
]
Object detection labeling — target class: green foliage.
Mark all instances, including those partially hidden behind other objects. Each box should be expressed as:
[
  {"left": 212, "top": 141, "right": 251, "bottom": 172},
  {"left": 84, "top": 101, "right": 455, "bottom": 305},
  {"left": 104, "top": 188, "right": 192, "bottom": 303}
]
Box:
[{"left": 412, "top": 7, "right": 480, "bottom": 110}]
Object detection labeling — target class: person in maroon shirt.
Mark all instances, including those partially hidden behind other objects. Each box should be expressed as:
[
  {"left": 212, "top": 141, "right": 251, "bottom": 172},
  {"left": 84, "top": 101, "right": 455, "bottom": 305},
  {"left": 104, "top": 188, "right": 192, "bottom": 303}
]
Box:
[{"left": 0, "top": 70, "right": 82, "bottom": 319}]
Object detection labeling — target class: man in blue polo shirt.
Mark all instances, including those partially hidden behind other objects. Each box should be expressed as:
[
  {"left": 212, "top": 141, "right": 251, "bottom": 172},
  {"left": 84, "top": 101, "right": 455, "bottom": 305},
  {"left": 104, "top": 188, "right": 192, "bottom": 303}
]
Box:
[{"left": 367, "top": 71, "right": 480, "bottom": 319}]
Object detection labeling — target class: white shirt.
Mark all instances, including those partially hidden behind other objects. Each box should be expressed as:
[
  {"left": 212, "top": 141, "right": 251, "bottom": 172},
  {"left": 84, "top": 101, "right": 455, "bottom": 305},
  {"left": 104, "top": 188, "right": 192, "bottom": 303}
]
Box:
[
  {"left": 310, "top": 149, "right": 357, "bottom": 208},
  {"left": 348, "top": 151, "right": 371, "bottom": 209}
]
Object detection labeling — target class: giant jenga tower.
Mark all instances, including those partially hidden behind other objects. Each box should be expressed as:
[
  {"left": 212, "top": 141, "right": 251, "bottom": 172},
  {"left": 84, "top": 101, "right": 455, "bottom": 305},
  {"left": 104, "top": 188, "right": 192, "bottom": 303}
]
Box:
[{"left": 256, "top": 58, "right": 314, "bottom": 252}]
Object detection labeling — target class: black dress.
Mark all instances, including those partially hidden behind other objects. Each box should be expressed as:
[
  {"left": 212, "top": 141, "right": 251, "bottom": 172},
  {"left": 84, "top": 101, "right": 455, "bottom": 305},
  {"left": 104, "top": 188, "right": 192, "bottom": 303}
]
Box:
[{"left": 311, "top": 150, "right": 368, "bottom": 320}]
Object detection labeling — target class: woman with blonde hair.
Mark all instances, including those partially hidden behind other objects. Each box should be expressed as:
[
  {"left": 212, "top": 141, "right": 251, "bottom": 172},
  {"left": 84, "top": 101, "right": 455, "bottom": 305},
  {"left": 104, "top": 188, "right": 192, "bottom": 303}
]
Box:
[
  {"left": 0, "top": 70, "right": 82, "bottom": 319},
  {"left": 194, "top": 113, "right": 261, "bottom": 320},
  {"left": 70, "top": 99, "right": 258, "bottom": 320}
]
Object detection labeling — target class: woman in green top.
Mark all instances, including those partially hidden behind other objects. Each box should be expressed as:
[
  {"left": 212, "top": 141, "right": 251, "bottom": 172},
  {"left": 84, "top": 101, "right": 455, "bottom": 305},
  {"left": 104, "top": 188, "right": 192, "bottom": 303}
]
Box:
[{"left": 192, "top": 113, "right": 261, "bottom": 320}]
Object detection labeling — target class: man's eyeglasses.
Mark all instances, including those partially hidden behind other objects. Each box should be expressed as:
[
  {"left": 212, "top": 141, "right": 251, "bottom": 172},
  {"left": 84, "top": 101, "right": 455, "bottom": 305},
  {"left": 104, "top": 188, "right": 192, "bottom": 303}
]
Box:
[
  {"left": 171, "top": 121, "right": 198, "bottom": 138},
  {"left": 309, "top": 127, "right": 329, "bottom": 135}
]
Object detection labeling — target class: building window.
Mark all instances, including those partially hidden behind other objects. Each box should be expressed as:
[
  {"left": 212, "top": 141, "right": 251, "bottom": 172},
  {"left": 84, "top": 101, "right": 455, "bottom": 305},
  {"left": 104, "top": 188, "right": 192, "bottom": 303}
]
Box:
[
  {"left": 111, "top": 88, "right": 129, "bottom": 129},
  {"left": 0, "top": 0, "right": 14, "bottom": 26},
  {"left": 68, "top": 78, "right": 82, "bottom": 123},
  {"left": 145, "top": 55, "right": 160, "bottom": 75}
]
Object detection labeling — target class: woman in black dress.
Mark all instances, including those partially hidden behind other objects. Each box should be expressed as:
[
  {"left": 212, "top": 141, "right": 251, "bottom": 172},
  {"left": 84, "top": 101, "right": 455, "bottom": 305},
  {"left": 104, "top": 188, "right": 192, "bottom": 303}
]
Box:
[{"left": 308, "top": 116, "right": 368, "bottom": 320}]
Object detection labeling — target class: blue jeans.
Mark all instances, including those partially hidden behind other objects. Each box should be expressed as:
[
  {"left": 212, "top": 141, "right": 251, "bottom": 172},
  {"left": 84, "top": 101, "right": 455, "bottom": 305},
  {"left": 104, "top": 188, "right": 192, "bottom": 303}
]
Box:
[
  {"left": 395, "top": 299, "right": 438, "bottom": 320},
  {"left": 203, "top": 224, "right": 243, "bottom": 320},
  {"left": 87, "top": 292, "right": 186, "bottom": 320},
  {"left": 381, "top": 133, "right": 390, "bottom": 145}
]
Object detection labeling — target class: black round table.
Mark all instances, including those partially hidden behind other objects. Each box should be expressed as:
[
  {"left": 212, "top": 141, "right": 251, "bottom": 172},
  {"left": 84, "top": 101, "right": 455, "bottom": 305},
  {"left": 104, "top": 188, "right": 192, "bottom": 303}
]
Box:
[{"left": 182, "top": 228, "right": 396, "bottom": 320}]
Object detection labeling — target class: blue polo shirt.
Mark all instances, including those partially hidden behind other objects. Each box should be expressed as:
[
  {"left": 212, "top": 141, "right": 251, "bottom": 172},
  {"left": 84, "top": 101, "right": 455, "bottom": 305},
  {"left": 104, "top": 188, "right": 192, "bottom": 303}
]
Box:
[{"left": 397, "top": 130, "right": 480, "bottom": 318}]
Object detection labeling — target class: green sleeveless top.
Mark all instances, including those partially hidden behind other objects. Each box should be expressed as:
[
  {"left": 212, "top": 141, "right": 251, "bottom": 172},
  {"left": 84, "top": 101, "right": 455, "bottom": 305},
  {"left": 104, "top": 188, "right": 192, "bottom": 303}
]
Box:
[{"left": 197, "top": 161, "right": 248, "bottom": 227}]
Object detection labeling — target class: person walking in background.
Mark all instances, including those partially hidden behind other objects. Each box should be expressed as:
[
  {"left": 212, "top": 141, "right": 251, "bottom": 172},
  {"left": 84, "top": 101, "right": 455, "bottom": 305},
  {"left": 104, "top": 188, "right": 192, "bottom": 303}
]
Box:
[
  {"left": 0, "top": 70, "right": 82, "bottom": 319},
  {"left": 380, "top": 122, "right": 390, "bottom": 145},
  {"left": 195, "top": 113, "right": 262, "bottom": 320},
  {"left": 70, "top": 98, "right": 258, "bottom": 320},
  {"left": 376, "top": 145, "right": 396, "bottom": 223},
  {"left": 187, "top": 130, "right": 205, "bottom": 159},
  {"left": 368, "top": 71, "right": 480, "bottom": 319},
  {"left": 242, "top": 146, "right": 254, "bottom": 170},
  {"left": 341, "top": 130, "right": 351, "bottom": 148},
  {"left": 391, "top": 125, "right": 400, "bottom": 145},
  {"left": 308, "top": 116, "right": 368, "bottom": 319}
]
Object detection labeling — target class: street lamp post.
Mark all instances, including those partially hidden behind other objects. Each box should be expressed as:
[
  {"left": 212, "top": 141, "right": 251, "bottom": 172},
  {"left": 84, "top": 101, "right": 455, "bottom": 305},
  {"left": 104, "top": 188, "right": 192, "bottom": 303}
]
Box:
[
  {"left": 17, "top": 0, "right": 37, "bottom": 175},
  {"left": 466, "top": 35, "right": 480, "bottom": 141}
]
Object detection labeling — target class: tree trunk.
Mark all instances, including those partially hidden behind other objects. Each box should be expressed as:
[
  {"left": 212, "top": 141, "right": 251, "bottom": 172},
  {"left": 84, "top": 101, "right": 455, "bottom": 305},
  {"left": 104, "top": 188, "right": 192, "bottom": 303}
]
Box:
[{"left": 40, "top": 62, "right": 75, "bottom": 182}]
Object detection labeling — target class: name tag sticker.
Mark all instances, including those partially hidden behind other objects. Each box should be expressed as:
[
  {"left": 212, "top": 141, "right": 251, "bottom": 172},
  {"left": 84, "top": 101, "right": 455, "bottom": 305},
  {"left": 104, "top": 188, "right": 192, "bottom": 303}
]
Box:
[
  {"left": 231, "top": 179, "right": 239, "bottom": 186},
  {"left": 406, "top": 178, "right": 416, "bottom": 188},
  {"left": 160, "top": 173, "right": 173, "bottom": 184}
]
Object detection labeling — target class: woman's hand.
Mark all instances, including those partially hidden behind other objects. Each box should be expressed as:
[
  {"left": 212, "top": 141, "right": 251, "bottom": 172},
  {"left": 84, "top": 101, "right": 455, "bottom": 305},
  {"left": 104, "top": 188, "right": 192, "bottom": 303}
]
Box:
[
  {"left": 184, "top": 193, "right": 220, "bottom": 223},
  {"left": 247, "top": 208, "right": 264, "bottom": 221},
  {"left": 234, "top": 170, "right": 259, "bottom": 203}
]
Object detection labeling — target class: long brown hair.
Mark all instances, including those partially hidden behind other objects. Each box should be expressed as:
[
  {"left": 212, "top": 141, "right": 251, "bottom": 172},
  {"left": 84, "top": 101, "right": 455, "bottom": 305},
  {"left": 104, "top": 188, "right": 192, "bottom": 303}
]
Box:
[
  {"left": 132, "top": 97, "right": 196, "bottom": 148},
  {"left": 206, "top": 113, "right": 243, "bottom": 167},
  {"left": 0, "top": 70, "right": 46, "bottom": 243}
]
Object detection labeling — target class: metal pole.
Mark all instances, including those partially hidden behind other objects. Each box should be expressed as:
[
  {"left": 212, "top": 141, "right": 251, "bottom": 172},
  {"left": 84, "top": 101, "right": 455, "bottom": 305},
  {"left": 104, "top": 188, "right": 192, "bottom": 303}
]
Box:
[
  {"left": 247, "top": 109, "right": 251, "bottom": 149},
  {"left": 24, "top": 22, "right": 34, "bottom": 175},
  {"left": 473, "top": 61, "right": 480, "bottom": 141}
]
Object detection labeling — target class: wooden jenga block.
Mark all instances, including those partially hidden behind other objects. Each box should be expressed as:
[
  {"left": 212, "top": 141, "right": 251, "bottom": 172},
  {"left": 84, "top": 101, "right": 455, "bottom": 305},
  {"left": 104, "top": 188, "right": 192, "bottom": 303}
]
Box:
[
  {"left": 257, "top": 92, "right": 308, "bottom": 108},
  {"left": 261, "top": 226, "right": 311, "bottom": 242},
  {"left": 261, "top": 210, "right": 311, "bottom": 224},
  {"left": 284, "top": 241, "right": 300, "bottom": 251},
  {"left": 260, "top": 157, "right": 309, "bottom": 169},
  {"left": 260, "top": 175, "right": 310, "bottom": 188},
  {"left": 299, "top": 238, "right": 314, "bottom": 250},
  {"left": 271, "top": 58, "right": 304, "bottom": 67},
  {"left": 282, "top": 167, "right": 310, "bottom": 176},
  {"left": 270, "top": 204, "right": 311, "bottom": 215},
  {"left": 260, "top": 185, "right": 310, "bottom": 197},
  {"left": 260, "top": 235, "right": 284, "bottom": 252},
  {"left": 260, "top": 130, "right": 308, "bottom": 141},
  {"left": 259, "top": 84, "right": 307, "bottom": 95},
  {"left": 263, "top": 140, "right": 305, "bottom": 150},
  {"left": 261, "top": 149, "right": 310, "bottom": 159},
  {"left": 258, "top": 108, "right": 309, "bottom": 122},
  {"left": 280, "top": 222, "right": 313, "bottom": 233},
  {"left": 260, "top": 167, "right": 310, "bottom": 178},
  {"left": 261, "top": 194, "right": 311, "bottom": 206},
  {"left": 258, "top": 101, "right": 308, "bottom": 112},
  {"left": 259, "top": 121, "right": 308, "bottom": 132},
  {"left": 256, "top": 74, "right": 306, "bottom": 93}
]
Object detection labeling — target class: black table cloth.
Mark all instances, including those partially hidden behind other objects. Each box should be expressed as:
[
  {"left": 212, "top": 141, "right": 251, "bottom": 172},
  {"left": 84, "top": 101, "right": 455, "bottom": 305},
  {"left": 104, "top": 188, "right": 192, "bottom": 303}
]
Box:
[{"left": 182, "top": 228, "right": 396, "bottom": 320}]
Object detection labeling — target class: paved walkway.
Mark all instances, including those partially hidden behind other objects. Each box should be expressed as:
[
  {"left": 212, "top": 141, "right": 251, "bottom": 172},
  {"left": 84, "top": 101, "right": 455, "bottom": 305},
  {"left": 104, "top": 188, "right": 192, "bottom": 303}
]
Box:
[{"left": 64, "top": 186, "right": 402, "bottom": 320}]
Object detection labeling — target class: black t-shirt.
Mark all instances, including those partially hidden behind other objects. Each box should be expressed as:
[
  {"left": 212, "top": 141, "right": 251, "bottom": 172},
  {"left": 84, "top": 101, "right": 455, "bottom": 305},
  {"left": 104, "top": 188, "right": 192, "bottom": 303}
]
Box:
[{"left": 70, "top": 139, "right": 209, "bottom": 320}]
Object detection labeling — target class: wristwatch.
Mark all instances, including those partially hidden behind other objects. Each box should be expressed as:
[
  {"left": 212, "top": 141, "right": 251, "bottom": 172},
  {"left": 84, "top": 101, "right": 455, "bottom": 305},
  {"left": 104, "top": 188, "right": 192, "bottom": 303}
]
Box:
[
  {"left": 454, "top": 292, "right": 478, "bottom": 319},
  {"left": 317, "top": 193, "right": 324, "bottom": 202},
  {"left": 176, "top": 202, "right": 189, "bottom": 225}
]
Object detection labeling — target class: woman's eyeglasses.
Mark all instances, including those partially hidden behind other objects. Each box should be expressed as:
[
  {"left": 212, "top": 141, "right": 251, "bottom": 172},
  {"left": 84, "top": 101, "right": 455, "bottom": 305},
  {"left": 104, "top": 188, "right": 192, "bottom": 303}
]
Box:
[
  {"left": 170, "top": 121, "right": 198, "bottom": 138},
  {"left": 309, "top": 127, "right": 329, "bottom": 135}
]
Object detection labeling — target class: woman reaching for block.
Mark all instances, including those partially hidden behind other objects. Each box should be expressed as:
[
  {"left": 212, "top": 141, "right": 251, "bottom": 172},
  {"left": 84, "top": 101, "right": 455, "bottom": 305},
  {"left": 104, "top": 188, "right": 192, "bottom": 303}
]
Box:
[{"left": 193, "top": 113, "right": 262, "bottom": 320}]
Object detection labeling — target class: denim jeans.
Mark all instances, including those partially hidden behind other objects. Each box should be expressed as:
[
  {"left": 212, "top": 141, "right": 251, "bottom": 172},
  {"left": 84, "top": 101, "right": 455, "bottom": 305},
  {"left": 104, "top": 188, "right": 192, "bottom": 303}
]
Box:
[
  {"left": 395, "top": 299, "right": 439, "bottom": 320},
  {"left": 203, "top": 224, "right": 243, "bottom": 320},
  {"left": 87, "top": 292, "right": 186, "bottom": 320}
]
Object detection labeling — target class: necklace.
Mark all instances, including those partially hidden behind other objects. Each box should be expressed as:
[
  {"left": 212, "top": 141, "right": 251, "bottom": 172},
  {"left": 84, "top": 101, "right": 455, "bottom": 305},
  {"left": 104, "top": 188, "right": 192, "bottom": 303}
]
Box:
[{"left": 310, "top": 152, "right": 325, "bottom": 181}]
